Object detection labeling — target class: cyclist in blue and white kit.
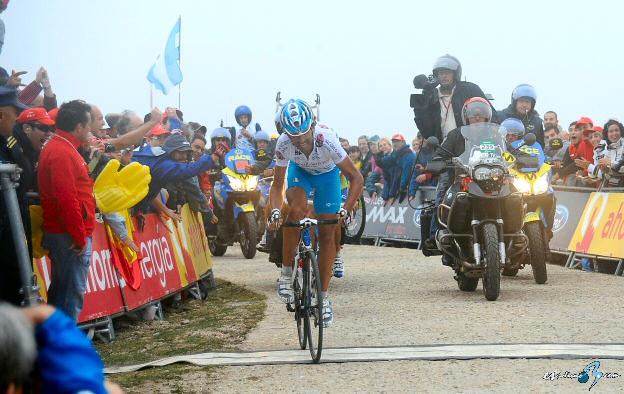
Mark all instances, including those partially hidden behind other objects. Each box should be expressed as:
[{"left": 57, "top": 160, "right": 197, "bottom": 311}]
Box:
[{"left": 268, "top": 99, "right": 364, "bottom": 327}]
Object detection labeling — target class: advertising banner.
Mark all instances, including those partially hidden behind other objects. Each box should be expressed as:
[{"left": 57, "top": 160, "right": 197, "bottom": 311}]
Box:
[
  {"left": 568, "top": 192, "right": 624, "bottom": 258},
  {"left": 549, "top": 189, "right": 591, "bottom": 251},
  {"left": 362, "top": 187, "right": 436, "bottom": 241}
]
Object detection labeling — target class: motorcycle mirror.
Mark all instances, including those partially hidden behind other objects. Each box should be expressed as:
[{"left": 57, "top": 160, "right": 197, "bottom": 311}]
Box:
[
  {"left": 549, "top": 137, "right": 563, "bottom": 150},
  {"left": 524, "top": 132, "right": 537, "bottom": 146}
]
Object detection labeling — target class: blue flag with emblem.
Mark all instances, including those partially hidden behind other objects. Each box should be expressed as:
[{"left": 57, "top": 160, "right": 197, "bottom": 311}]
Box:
[{"left": 147, "top": 18, "right": 183, "bottom": 94}]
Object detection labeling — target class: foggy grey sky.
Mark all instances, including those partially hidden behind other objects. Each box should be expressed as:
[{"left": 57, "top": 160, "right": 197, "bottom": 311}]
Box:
[{"left": 3, "top": 0, "right": 621, "bottom": 143}]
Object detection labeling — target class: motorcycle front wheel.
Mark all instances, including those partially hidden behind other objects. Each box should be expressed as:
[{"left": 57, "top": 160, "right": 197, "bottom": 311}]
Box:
[
  {"left": 239, "top": 211, "right": 258, "bottom": 259},
  {"left": 526, "top": 221, "right": 548, "bottom": 284},
  {"left": 481, "top": 223, "right": 501, "bottom": 301}
]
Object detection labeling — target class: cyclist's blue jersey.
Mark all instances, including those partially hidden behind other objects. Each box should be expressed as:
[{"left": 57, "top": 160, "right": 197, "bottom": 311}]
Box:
[{"left": 274, "top": 124, "right": 346, "bottom": 175}]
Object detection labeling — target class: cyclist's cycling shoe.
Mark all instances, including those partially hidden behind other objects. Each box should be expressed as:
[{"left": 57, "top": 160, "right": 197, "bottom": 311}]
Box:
[
  {"left": 333, "top": 257, "right": 345, "bottom": 278},
  {"left": 278, "top": 274, "right": 294, "bottom": 304},
  {"left": 256, "top": 232, "right": 268, "bottom": 253},
  {"left": 322, "top": 299, "right": 333, "bottom": 328}
]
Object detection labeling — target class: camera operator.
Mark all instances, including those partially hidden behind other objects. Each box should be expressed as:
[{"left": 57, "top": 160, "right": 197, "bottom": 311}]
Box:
[{"left": 412, "top": 54, "right": 497, "bottom": 142}]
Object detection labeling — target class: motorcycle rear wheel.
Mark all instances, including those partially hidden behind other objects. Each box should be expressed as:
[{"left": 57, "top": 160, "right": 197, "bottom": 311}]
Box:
[
  {"left": 457, "top": 273, "right": 479, "bottom": 292},
  {"left": 526, "top": 221, "right": 548, "bottom": 284},
  {"left": 209, "top": 239, "right": 227, "bottom": 256},
  {"left": 481, "top": 223, "right": 501, "bottom": 301},
  {"left": 502, "top": 267, "right": 519, "bottom": 276}
]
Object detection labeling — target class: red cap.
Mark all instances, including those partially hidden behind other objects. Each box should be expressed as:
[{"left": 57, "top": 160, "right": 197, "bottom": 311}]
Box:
[
  {"left": 16, "top": 107, "right": 55, "bottom": 126},
  {"left": 583, "top": 125, "right": 604, "bottom": 137},
  {"left": 577, "top": 116, "right": 593, "bottom": 126},
  {"left": 146, "top": 123, "right": 171, "bottom": 138},
  {"left": 48, "top": 108, "right": 59, "bottom": 122},
  {"left": 391, "top": 133, "right": 406, "bottom": 141}
]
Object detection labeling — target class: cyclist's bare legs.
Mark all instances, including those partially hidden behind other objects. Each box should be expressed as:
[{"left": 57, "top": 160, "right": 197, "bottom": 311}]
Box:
[
  {"left": 282, "top": 186, "right": 308, "bottom": 270},
  {"left": 316, "top": 213, "right": 337, "bottom": 292}
]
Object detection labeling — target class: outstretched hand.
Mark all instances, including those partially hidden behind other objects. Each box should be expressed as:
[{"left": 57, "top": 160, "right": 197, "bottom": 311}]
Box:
[
  {"left": 94, "top": 160, "right": 152, "bottom": 214},
  {"left": 214, "top": 143, "right": 230, "bottom": 158}
]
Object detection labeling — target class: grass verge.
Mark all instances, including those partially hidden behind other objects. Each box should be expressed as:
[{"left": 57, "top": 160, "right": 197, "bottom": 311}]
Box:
[{"left": 95, "top": 278, "right": 266, "bottom": 393}]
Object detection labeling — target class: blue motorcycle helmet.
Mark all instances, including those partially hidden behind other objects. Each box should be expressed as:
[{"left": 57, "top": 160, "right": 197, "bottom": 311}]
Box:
[
  {"left": 210, "top": 127, "right": 231, "bottom": 148},
  {"left": 234, "top": 105, "right": 252, "bottom": 126},
  {"left": 254, "top": 129, "right": 271, "bottom": 142},
  {"left": 511, "top": 84, "right": 537, "bottom": 111},
  {"left": 501, "top": 118, "right": 525, "bottom": 138}
]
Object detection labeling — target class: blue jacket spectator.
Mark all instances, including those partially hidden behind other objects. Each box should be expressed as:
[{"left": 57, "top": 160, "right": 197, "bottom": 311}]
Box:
[
  {"left": 381, "top": 134, "right": 416, "bottom": 203},
  {"left": 408, "top": 143, "right": 437, "bottom": 198},
  {"left": 131, "top": 133, "right": 222, "bottom": 213}
]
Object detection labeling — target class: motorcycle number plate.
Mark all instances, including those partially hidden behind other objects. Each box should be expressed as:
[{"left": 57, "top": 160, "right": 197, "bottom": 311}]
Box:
[
  {"left": 236, "top": 202, "right": 255, "bottom": 212},
  {"left": 525, "top": 212, "right": 539, "bottom": 221}
]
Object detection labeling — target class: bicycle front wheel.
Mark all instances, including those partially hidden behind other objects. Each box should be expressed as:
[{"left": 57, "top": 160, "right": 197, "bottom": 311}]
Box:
[
  {"left": 293, "top": 265, "right": 307, "bottom": 350},
  {"left": 304, "top": 250, "right": 323, "bottom": 363}
]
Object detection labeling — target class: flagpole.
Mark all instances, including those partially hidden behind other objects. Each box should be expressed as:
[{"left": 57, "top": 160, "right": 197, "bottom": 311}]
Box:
[{"left": 177, "top": 15, "right": 181, "bottom": 112}]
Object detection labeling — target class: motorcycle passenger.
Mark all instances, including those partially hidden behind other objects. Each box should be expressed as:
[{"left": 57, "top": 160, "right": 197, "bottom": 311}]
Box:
[
  {"left": 427, "top": 97, "right": 493, "bottom": 265},
  {"left": 231, "top": 105, "right": 262, "bottom": 151},
  {"left": 245, "top": 130, "right": 274, "bottom": 176},
  {"left": 498, "top": 84, "right": 545, "bottom": 148},
  {"left": 267, "top": 99, "right": 364, "bottom": 328}
]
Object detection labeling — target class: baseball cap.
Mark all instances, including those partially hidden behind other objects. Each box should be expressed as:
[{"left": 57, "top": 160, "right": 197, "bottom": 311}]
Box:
[
  {"left": 187, "top": 121, "right": 207, "bottom": 135},
  {"left": 16, "top": 107, "right": 55, "bottom": 125},
  {"left": 583, "top": 125, "right": 604, "bottom": 137},
  {"left": 391, "top": 133, "right": 406, "bottom": 141},
  {"left": 48, "top": 108, "right": 59, "bottom": 122},
  {"left": 163, "top": 133, "right": 192, "bottom": 154},
  {"left": 146, "top": 123, "right": 171, "bottom": 138},
  {"left": 369, "top": 134, "right": 381, "bottom": 143},
  {"left": 576, "top": 116, "right": 594, "bottom": 126},
  {"left": 0, "top": 86, "right": 28, "bottom": 111}
]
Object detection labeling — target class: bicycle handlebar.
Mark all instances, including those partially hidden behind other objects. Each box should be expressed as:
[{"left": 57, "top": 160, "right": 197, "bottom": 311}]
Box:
[{"left": 282, "top": 218, "right": 339, "bottom": 228}]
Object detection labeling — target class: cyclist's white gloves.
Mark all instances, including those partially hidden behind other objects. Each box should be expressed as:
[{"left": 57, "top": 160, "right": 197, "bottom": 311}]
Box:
[
  {"left": 338, "top": 207, "right": 351, "bottom": 226},
  {"left": 267, "top": 208, "right": 282, "bottom": 228}
]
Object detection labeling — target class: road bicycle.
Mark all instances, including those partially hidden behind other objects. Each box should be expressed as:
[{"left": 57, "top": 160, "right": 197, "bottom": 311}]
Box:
[{"left": 283, "top": 217, "right": 337, "bottom": 363}]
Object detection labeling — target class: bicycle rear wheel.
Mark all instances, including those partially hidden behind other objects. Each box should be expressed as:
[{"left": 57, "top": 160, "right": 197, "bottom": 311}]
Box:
[
  {"left": 293, "top": 264, "right": 307, "bottom": 350},
  {"left": 304, "top": 250, "right": 323, "bottom": 363}
]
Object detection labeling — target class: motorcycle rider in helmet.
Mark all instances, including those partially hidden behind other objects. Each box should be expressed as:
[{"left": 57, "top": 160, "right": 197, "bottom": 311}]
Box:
[
  {"left": 425, "top": 97, "right": 494, "bottom": 264},
  {"left": 231, "top": 105, "right": 262, "bottom": 150},
  {"left": 245, "top": 129, "right": 274, "bottom": 176},
  {"left": 501, "top": 118, "right": 555, "bottom": 240},
  {"left": 497, "top": 84, "right": 545, "bottom": 149}
]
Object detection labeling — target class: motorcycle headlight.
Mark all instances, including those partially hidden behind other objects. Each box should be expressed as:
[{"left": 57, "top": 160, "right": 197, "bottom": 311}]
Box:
[
  {"left": 246, "top": 175, "right": 258, "bottom": 191},
  {"left": 513, "top": 177, "right": 532, "bottom": 195},
  {"left": 533, "top": 173, "right": 550, "bottom": 195},
  {"left": 227, "top": 175, "right": 246, "bottom": 191}
]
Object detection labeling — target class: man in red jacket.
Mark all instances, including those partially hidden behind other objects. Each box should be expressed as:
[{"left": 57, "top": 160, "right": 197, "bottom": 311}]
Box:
[{"left": 38, "top": 99, "right": 95, "bottom": 321}]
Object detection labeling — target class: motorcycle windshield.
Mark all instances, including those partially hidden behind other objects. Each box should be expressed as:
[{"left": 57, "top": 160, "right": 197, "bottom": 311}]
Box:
[
  {"left": 459, "top": 123, "right": 509, "bottom": 168},
  {"left": 224, "top": 148, "right": 256, "bottom": 174}
]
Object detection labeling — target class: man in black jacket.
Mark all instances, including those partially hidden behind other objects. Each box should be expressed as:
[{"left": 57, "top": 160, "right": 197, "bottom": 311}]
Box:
[
  {"left": 497, "top": 83, "right": 545, "bottom": 148},
  {"left": 7, "top": 107, "right": 55, "bottom": 198},
  {"left": 413, "top": 54, "right": 497, "bottom": 142},
  {"left": 0, "top": 86, "right": 29, "bottom": 305}
]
